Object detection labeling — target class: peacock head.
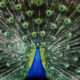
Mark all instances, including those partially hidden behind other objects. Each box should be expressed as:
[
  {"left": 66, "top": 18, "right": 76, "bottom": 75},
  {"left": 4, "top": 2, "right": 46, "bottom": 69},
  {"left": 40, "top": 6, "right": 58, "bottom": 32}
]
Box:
[{"left": 36, "top": 38, "right": 40, "bottom": 47}]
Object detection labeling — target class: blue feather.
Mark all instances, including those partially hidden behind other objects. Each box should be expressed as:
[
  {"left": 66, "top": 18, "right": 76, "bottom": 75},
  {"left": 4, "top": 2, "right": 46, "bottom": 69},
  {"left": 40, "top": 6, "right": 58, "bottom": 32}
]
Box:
[{"left": 27, "top": 47, "right": 46, "bottom": 78}]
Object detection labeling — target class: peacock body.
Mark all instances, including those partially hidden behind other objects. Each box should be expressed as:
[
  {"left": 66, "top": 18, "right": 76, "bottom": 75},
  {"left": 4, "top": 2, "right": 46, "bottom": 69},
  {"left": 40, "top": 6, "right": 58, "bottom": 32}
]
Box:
[{"left": 0, "top": 0, "right": 80, "bottom": 80}]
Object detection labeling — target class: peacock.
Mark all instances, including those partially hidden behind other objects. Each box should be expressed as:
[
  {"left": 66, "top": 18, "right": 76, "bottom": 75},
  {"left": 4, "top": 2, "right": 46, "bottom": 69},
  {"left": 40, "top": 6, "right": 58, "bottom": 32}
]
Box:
[{"left": 0, "top": 0, "right": 80, "bottom": 80}]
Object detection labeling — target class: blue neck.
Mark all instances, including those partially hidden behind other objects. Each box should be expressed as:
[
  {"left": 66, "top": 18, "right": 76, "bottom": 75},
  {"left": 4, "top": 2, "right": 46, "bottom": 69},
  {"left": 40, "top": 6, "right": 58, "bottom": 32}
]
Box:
[{"left": 27, "top": 47, "right": 46, "bottom": 78}]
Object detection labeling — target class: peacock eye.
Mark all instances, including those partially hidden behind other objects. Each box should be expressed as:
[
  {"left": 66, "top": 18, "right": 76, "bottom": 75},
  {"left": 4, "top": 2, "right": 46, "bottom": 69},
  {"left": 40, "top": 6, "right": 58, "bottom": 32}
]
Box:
[
  {"left": 60, "top": 7, "right": 63, "bottom": 10},
  {"left": 64, "top": 44, "right": 70, "bottom": 50},
  {"left": 51, "top": 48, "right": 56, "bottom": 52},
  {"left": 26, "top": 10, "right": 34, "bottom": 17},
  {"left": 76, "top": 4, "right": 80, "bottom": 12},
  {"left": 22, "top": 22, "right": 29, "bottom": 29},
  {"left": 31, "top": 42, "right": 36, "bottom": 48},
  {"left": 28, "top": 12, "right": 32, "bottom": 16},
  {"left": 48, "top": 12, "right": 50, "bottom": 15},
  {"left": 57, "top": 52, "right": 63, "bottom": 58},
  {"left": 63, "top": 63, "right": 69, "bottom": 68},
  {"left": 10, "top": 19, "right": 14, "bottom": 23},
  {"left": 38, "top": 20, "right": 40, "bottom": 23},
  {"left": 35, "top": 0, "right": 44, "bottom": 6},
  {"left": 14, "top": 3, "right": 22, "bottom": 11},
  {"left": 64, "top": 18, "right": 71, "bottom": 25},
  {"left": 32, "top": 32, "right": 37, "bottom": 38},
  {"left": 4, "top": 31, "right": 11, "bottom": 37},
  {"left": 72, "top": 56, "right": 78, "bottom": 62},
  {"left": 45, "top": 10, "right": 54, "bottom": 17},
  {"left": 11, "top": 19, "right": 13, "bottom": 22},
  {"left": 65, "top": 32, "right": 72, "bottom": 38},
  {"left": 7, "top": 17, "right": 15, "bottom": 24},
  {"left": 8, "top": 43, "right": 14, "bottom": 49},
  {"left": 34, "top": 18, "right": 43, "bottom": 25},
  {"left": 17, "top": 6, "right": 20, "bottom": 10},
  {"left": 22, "top": 35, "right": 28, "bottom": 42},
  {"left": 24, "top": 25, "right": 27, "bottom": 27},
  {"left": 50, "top": 36, "right": 56, "bottom": 41},
  {"left": 40, "top": 31, "right": 46, "bottom": 37},
  {"left": 37, "top": 1, "right": 40, "bottom": 6},
  {"left": 59, "top": 4, "right": 67, "bottom": 12},
  {"left": 6, "top": 62, "right": 11, "bottom": 67},
  {"left": 41, "top": 42, "right": 46, "bottom": 48},
  {"left": 2, "top": 4, "right": 4, "bottom": 7},
  {"left": 50, "top": 23, "right": 57, "bottom": 30},
  {"left": 0, "top": 1, "right": 6, "bottom": 8},
  {"left": 29, "top": 12, "right": 31, "bottom": 15},
  {"left": 75, "top": 68, "right": 80, "bottom": 74}
]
